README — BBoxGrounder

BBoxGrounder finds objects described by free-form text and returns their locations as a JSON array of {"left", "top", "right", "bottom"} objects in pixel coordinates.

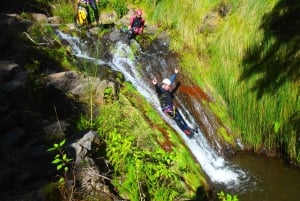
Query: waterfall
[{"left": 57, "top": 30, "right": 248, "bottom": 187}]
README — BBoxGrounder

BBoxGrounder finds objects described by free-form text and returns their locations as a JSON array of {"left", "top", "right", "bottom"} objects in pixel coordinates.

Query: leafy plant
[
  {"left": 103, "top": 86, "right": 115, "bottom": 103},
  {"left": 47, "top": 139, "right": 73, "bottom": 184},
  {"left": 47, "top": 139, "right": 76, "bottom": 201},
  {"left": 217, "top": 191, "right": 239, "bottom": 201}
]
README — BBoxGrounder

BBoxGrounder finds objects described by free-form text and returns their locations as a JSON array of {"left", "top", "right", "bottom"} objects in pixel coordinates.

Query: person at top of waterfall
[
  {"left": 128, "top": 9, "right": 145, "bottom": 37},
  {"left": 152, "top": 68, "right": 194, "bottom": 136},
  {"left": 77, "top": 0, "right": 99, "bottom": 27}
]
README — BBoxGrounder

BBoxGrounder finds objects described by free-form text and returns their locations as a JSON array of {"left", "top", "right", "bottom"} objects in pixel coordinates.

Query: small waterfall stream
[
  {"left": 110, "top": 41, "right": 248, "bottom": 186},
  {"left": 57, "top": 30, "right": 247, "bottom": 188},
  {"left": 56, "top": 30, "right": 300, "bottom": 201}
]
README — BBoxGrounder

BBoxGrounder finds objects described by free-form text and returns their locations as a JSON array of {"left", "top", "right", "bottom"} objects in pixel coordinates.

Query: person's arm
[
  {"left": 152, "top": 78, "right": 162, "bottom": 94},
  {"left": 169, "top": 68, "right": 179, "bottom": 93},
  {"left": 128, "top": 16, "right": 134, "bottom": 29},
  {"left": 171, "top": 81, "right": 180, "bottom": 94},
  {"left": 169, "top": 68, "right": 178, "bottom": 84}
]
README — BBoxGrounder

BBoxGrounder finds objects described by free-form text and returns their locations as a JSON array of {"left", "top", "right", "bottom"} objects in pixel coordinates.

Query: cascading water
[{"left": 56, "top": 30, "right": 248, "bottom": 188}]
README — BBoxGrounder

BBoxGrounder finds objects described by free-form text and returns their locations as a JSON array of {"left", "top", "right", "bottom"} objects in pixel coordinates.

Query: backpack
[
  {"left": 74, "top": 5, "right": 88, "bottom": 28},
  {"left": 78, "top": 6, "right": 88, "bottom": 25}
]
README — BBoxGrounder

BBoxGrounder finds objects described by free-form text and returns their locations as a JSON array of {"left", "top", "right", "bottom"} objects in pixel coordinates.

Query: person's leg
[
  {"left": 89, "top": 0, "right": 99, "bottom": 25},
  {"left": 86, "top": 6, "right": 92, "bottom": 25},
  {"left": 173, "top": 109, "right": 194, "bottom": 136},
  {"left": 165, "top": 108, "right": 193, "bottom": 136},
  {"left": 173, "top": 110, "right": 188, "bottom": 130}
]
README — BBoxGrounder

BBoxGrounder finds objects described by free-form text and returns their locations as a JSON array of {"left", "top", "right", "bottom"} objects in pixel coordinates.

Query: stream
[{"left": 57, "top": 29, "right": 300, "bottom": 200}]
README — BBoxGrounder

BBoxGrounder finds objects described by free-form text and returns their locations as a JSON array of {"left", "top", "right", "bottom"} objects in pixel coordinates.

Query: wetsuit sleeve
[
  {"left": 169, "top": 73, "right": 177, "bottom": 84},
  {"left": 154, "top": 84, "right": 162, "bottom": 95},
  {"left": 171, "top": 82, "right": 180, "bottom": 94},
  {"left": 129, "top": 16, "right": 134, "bottom": 28}
]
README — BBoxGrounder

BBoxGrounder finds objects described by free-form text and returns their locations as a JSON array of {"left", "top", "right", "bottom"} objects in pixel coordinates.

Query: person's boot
[{"left": 184, "top": 129, "right": 191, "bottom": 136}]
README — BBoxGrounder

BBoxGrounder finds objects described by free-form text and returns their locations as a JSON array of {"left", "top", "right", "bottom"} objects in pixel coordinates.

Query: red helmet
[{"left": 136, "top": 9, "right": 142, "bottom": 16}]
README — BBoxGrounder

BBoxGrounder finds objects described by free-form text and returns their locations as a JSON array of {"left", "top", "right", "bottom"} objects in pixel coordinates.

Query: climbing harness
[{"left": 162, "top": 105, "right": 176, "bottom": 118}]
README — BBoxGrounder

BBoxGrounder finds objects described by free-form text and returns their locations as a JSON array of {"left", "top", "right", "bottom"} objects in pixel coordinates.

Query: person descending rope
[{"left": 152, "top": 68, "right": 194, "bottom": 137}]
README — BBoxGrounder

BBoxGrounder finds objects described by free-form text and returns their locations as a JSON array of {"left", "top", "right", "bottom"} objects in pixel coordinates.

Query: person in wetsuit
[
  {"left": 127, "top": 9, "right": 145, "bottom": 39},
  {"left": 152, "top": 68, "right": 194, "bottom": 136},
  {"left": 77, "top": 0, "right": 99, "bottom": 27}
]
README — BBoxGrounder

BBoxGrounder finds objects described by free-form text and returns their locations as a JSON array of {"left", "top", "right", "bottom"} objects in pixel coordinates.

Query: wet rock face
[
  {"left": 0, "top": 59, "right": 57, "bottom": 199},
  {"left": 0, "top": 13, "right": 117, "bottom": 200},
  {"left": 0, "top": 60, "right": 116, "bottom": 201},
  {"left": 0, "top": 62, "right": 53, "bottom": 195},
  {"left": 0, "top": 0, "right": 53, "bottom": 15}
]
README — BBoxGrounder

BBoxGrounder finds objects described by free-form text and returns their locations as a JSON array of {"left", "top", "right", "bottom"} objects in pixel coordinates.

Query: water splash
[
  {"left": 55, "top": 30, "right": 105, "bottom": 64},
  {"left": 56, "top": 30, "right": 248, "bottom": 187}
]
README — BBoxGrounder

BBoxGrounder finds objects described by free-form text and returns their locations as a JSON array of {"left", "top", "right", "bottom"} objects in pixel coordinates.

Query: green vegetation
[
  {"left": 47, "top": 139, "right": 74, "bottom": 200},
  {"left": 52, "top": 2, "right": 74, "bottom": 23},
  {"left": 21, "top": 0, "right": 299, "bottom": 199},
  {"left": 111, "top": 0, "right": 129, "bottom": 18},
  {"left": 77, "top": 82, "right": 209, "bottom": 200},
  {"left": 47, "top": 139, "right": 72, "bottom": 182},
  {"left": 218, "top": 191, "right": 239, "bottom": 201},
  {"left": 143, "top": 0, "right": 300, "bottom": 164}
]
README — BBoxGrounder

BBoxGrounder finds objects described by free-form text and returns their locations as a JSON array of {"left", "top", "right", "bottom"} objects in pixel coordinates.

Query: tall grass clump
[
  {"left": 207, "top": 0, "right": 300, "bottom": 161},
  {"left": 150, "top": 0, "right": 217, "bottom": 52},
  {"left": 51, "top": 1, "right": 75, "bottom": 23}
]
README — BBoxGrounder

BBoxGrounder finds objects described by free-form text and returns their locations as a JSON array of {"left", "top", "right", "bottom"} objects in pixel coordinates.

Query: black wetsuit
[
  {"left": 154, "top": 73, "right": 192, "bottom": 133},
  {"left": 131, "top": 17, "right": 144, "bottom": 29}
]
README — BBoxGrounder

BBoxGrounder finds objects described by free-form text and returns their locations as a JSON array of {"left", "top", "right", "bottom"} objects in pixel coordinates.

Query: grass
[
  {"left": 52, "top": 2, "right": 75, "bottom": 24},
  {"left": 206, "top": 0, "right": 299, "bottom": 157},
  {"left": 40, "top": 1, "right": 300, "bottom": 199},
  {"left": 144, "top": 0, "right": 300, "bottom": 163}
]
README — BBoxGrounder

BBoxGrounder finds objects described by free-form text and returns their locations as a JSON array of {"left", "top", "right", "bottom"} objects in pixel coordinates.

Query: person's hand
[
  {"left": 174, "top": 68, "right": 179, "bottom": 74},
  {"left": 152, "top": 78, "right": 157, "bottom": 85},
  {"left": 138, "top": 28, "right": 143, "bottom": 34}
]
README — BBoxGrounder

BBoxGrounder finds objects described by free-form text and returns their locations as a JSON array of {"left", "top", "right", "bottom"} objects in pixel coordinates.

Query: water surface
[{"left": 219, "top": 152, "right": 300, "bottom": 201}]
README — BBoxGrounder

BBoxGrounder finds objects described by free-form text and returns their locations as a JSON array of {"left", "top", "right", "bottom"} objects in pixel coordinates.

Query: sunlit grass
[
  {"left": 145, "top": 0, "right": 299, "bottom": 163},
  {"left": 52, "top": 3, "right": 75, "bottom": 23}
]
